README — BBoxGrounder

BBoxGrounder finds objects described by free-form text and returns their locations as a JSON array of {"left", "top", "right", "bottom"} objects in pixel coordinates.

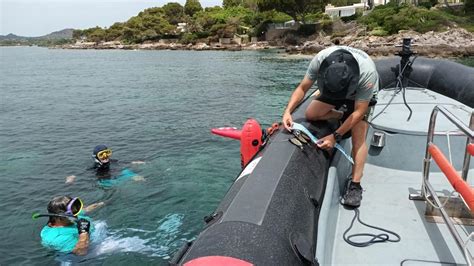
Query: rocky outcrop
[
  {"left": 57, "top": 40, "right": 277, "bottom": 51},
  {"left": 57, "top": 26, "right": 473, "bottom": 58},
  {"left": 287, "top": 27, "right": 474, "bottom": 57}
]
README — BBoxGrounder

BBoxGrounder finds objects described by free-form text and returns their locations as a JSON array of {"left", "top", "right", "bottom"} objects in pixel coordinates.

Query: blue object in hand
[{"left": 291, "top": 122, "right": 354, "bottom": 164}]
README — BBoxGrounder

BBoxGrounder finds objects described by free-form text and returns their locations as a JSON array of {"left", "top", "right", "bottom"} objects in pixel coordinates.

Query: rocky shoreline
[
  {"left": 287, "top": 27, "right": 474, "bottom": 58},
  {"left": 58, "top": 40, "right": 275, "bottom": 52},
  {"left": 57, "top": 28, "right": 474, "bottom": 58}
]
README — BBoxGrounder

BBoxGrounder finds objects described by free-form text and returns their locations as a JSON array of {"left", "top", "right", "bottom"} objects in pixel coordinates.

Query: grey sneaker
[{"left": 343, "top": 183, "right": 363, "bottom": 207}]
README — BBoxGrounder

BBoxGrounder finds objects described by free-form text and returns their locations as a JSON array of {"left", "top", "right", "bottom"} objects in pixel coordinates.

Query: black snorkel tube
[{"left": 32, "top": 212, "right": 78, "bottom": 221}]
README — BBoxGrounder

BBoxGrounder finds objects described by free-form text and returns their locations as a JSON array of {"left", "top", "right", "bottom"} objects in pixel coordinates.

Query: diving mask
[
  {"left": 97, "top": 149, "right": 112, "bottom": 161},
  {"left": 66, "top": 197, "right": 83, "bottom": 216}
]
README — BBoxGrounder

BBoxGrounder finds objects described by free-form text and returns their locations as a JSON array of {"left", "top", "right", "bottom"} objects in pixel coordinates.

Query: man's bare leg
[
  {"left": 350, "top": 120, "right": 369, "bottom": 182},
  {"left": 341, "top": 119, "right": 369, "bottom": 207},
  {"left": 305, "top": 100, "right": 343, "bottom": 121}
]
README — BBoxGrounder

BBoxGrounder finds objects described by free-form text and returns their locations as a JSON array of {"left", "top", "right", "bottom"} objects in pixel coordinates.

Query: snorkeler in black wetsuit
[
  {"left": 92, "top": 144, "right": 115, "bottom": 180},
  {"left": 65, "top": 144, "right": 145, "bottom": 186},
  {"left": 91, "top": 144, "right": 145, "bottom": 187}
]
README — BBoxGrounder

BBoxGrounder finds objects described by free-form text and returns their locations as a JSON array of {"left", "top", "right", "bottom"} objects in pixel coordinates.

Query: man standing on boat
[{"left": 282, "top": 46, "right": 378, "bottom": 207}]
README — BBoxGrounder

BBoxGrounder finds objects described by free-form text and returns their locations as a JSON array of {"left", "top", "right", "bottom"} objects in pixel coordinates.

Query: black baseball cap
[{"left": 317, "top": 49, "right": 360, "bottom": 100}]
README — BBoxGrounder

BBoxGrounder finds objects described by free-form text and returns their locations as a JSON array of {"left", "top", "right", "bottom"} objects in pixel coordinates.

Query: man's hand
[
  {"left": 72, "top": 232, "right": 89, "bottom": 256},
  {"left": 65, "top": 175, "right": 76, "bottom": 184},
  {"left": 83, "top": 202, "right": 105, "bottom": 213},
  {"left": 282, "top": 112, "right": 293, "bottom": 132},
  {"left": 73, "top": 219, "right": 90, "bottom": 256},
  {"left": 77, "top": 218, "right": 90, "bottom": 235},
  {"left": 316, "top": 134, "right": 336, "bottom": 150},
  {"left": 132, "top": 175, "right": 145, "bottom": 181}
]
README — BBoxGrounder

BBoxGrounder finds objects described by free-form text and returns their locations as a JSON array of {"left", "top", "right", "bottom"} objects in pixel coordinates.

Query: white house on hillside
[
  {"left": 325, "top": 0, "right": 463, "bottom": 16},
  {"left": 325, "top": 3, "right": 367, "bottom": 18},
  {"left": 324, "top": 0, "right": 392, "bottom": 18}
]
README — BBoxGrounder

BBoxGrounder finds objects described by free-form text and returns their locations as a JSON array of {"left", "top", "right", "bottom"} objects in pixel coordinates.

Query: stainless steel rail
[
  {"left": 462, "top": 113, "right": 474, "bottom": 180},
  {"left": 410, "top": 105, "right": 474, "bottom": 266}
]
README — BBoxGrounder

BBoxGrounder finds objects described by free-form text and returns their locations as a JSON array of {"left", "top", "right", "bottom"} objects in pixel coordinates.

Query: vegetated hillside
[
  {"left": 3, "top": 0, "right": 472, "bottom": 48},
  {"left": 40, "top": 28, "right": 74, "bottom": 39},
  {"left": 71, "top": 0, "right": 472, "bottom": 46},
  {"left": 0, "top": 29, "right": 74, "bottom": 46},
  {"left": 0, "top": 28, "right": 74, "bottom": 40},
  {"left": 0, "top": 33, "right": 27, "bottom": 41}
]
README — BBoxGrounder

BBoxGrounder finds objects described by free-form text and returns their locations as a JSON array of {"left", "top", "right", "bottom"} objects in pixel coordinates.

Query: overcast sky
[{"left": 1, "top": 0, "right": 222, "bottom": 37}]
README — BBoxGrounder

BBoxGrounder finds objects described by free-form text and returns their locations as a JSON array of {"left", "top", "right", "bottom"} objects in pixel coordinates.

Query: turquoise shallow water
[{"left": 0, "top": 47, "right": 307, "bottom": 265}]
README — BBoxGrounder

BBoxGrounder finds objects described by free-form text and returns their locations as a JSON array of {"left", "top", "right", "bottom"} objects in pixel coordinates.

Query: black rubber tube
[{"left": 375, "top": 57, "right": 474, "bottom": 108}]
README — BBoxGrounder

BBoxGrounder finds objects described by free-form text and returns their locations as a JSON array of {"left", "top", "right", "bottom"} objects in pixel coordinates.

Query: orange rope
[
  {"left": 428, "top": 143, "right": 474, "bottom": 212},
  {"left": 266, "top": 123, "right": 280, "bottom": 136}
]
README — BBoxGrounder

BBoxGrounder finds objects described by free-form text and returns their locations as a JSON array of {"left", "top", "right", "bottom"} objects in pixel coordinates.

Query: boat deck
[
  {"left": 332, "top": 165, "right": 473, "bottom": 265},
  {"left": 319, "top": 89, "right": 474, "bottom": 265}
]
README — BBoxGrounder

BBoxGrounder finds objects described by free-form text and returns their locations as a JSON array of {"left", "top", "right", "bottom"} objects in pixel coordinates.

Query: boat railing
[{"left": 410, "top": 105, "right": 474, "bottom": 266}]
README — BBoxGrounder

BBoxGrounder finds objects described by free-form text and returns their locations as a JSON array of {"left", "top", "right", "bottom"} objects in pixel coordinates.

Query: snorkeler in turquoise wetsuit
[
  {"left": 39, "top": 196, "right": 104, "bottom": 255},
  {"left": 65, "top": 144, "right": 145, "bottom": 186}
]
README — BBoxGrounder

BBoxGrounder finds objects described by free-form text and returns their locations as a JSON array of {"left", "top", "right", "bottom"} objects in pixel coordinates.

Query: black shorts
[{"left": 317, "top": 94, "right": 377, "bottom": 122}]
